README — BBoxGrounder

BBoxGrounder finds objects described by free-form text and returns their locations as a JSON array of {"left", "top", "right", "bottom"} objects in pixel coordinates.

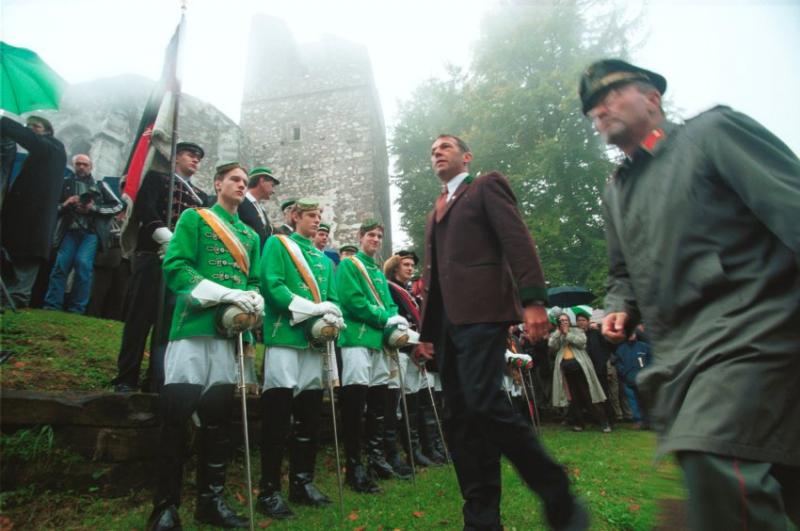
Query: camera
[{"left": 78, "top": 190, "right": 99, "bottom": 205}]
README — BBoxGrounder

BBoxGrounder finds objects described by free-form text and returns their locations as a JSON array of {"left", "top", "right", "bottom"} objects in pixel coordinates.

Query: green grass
[
  {"left": 0, "top": 309, "right": 266, "bottom": 391},
  {"left": 1, "top": 426, "right": 685, "bottom": 530}
]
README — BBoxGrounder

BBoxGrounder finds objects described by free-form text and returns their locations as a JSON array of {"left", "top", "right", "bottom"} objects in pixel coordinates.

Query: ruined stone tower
[{"left": 240, "top": 15, "right": 392, "bottom": 254}]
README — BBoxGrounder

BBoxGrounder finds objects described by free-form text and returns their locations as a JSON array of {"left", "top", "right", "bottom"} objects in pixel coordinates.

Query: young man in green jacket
[
  {"left": 256, "top": 200, "right": 344, "bottom": 518},
  {"left": 147, "top": 162, "right": 263, "bottom": 531},
  {"left": 336, "top": 220, "right": 408, "bottom": 492}
]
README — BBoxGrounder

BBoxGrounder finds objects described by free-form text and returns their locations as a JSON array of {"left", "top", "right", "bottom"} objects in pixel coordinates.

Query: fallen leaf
[
  {"left": 628, "top": 504, "right": 641, "bottom": 512},
  {"left": 354, "top": 527, "right": 366, "bottom": 531},
  {"left": 258, "top": 519, "right": 273, "bottom": 528},
  {"left": 413, "top": 511, "right": 425, "bottom": 518},
  {"left": 234, "top": 491, "right": 245, "bottom": 503},
  {"left": 572, "top": 467, "right": 581, "bottom": 478},
  {"left": 437, "top": 489, "right": 445, "bottom": 497},
  {"left": 13, "top": 362, "right": 25, "bottom": 369},
  {"left": 600, "top": 489, "right": 607, "bottom": 497},
  {"left": 348, "top": 511, "right": 359, "bottom": 521}
]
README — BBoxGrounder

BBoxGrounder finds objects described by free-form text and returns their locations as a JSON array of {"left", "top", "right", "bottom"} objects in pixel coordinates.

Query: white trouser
[
  {"left": 164, "top": 337, "right": 256, "bottom": 391},
  {"left": 262, "top": 346, "right": 324, "bottom": 395},
  {"left": 341, "top": 346, "right": 390, "bottom": 386},
  {"left": 388, "top": 351, "right": 423, "bottom": 394}
]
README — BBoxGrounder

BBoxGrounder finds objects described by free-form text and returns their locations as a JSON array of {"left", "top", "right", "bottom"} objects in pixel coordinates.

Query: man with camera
[{"left": 43, "top": 154, "right": 123, "bottom": 313}]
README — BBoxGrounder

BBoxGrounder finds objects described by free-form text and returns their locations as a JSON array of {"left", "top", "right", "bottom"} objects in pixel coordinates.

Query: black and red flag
[{"left": 120, "top": 15, "right": 186, "bottom": 256}]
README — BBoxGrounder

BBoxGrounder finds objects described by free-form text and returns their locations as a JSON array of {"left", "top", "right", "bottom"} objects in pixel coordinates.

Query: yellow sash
[
  {"left": 196, "top": 208, "right": 249, "bottom": 276},
  {"left": 275, "top": 235, "right": 322, "bottom": 303},
  {"left": 346, "top": 256, "right": 385, "bottom": 309}
]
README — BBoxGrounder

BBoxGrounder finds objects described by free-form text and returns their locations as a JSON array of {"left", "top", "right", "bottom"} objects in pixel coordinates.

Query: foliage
[
  {"left": 391, "top": 0, "right": 636, "bottom": 296},
  {"left": 0, "top": 425, "right": 56, "bottom": 462}
]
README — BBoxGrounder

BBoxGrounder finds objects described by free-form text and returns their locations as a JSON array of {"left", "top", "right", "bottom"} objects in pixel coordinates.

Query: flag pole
[{"left": 152, "top": 6, "right": 187, "bottom": 393}]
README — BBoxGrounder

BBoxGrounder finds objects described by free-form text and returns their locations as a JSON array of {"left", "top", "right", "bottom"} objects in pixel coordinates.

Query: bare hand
[
  {"left": 63, "top": 195, "right": 80, "bottom": 208},
  {"left": 523, "top": 305, "right": 549, "bottom": 342},
  {"left": 602, "top": 312, "right": 629, "bottom": 344},
  {"left": 414, "top": 342, "right": 434, "bottom": 362}
]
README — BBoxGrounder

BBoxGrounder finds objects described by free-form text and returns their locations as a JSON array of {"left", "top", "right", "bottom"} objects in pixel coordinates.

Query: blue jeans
[
  {"left": 44, "top": 230, "right": 99, "bottom": 313},
  {"left": 622, "top": 383, "right": 645, "bottom": 423}
]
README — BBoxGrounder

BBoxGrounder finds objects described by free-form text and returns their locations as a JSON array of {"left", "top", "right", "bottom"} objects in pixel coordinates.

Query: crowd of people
[{"left": 2, "top": 55, "right": 798, "bottom": 530}]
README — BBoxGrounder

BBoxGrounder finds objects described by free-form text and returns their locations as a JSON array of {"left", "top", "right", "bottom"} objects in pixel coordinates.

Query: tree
[{"left": 391, "top": 0, "right": 634, "bottom": 298}]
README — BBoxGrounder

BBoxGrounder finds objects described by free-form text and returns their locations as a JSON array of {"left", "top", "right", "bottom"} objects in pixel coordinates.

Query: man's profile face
[
  {"left": 313, "top": 230, "right": 329, "bottom": 249},
  {"left": 175, "top": 149, "right": 201, "bottom": 176},
  {"left": 431, "top": 136, "right": 472, "bottom": 181},
  {"left": 28, "top": 121, "right": 46, "bottom": 135},
  {"left": 73, "top": 155, "right": 92, "bottom": 178},
  {"left": 576, "top": 315, "right": 590, "bottom": 331},
  {"left": 259, "top": 178, "right": 275, "bottom": 199},
  {"left": 587, "top": 84, "right": 660, "bottom": 148},
  {"left": 294, "top": 209, "right": 321, "bottom": 239}
]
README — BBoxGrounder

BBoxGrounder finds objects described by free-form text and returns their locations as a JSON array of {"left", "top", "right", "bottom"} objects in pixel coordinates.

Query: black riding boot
[
  {"left": 365, "top": 385, "right": 395, "bottom": 480},
  {"left": 289, "top": 390, "right": 331, "bottom": 506},
  {"left": 256, "top": 388, "right": 294, "bottom": 519},
  {"left": 340, "top": 384, "right": 380, "bottom": 493},
  {"left": 384, "top": 388, "right": 412, "bottom": 479},
  {"left": 402, "top": 391, "right": 436, "bottom": 467},
  {"left": 147, "top": 384, "right": 203, "bottom": 531},
  {"left": 194, "top": 385, "right": 248, "bottom": 529},
  {"left": 419, "top": 390, "right": 446, "bottom": 465}
]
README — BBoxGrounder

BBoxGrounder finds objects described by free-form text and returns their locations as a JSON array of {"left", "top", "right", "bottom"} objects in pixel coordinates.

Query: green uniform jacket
[
  {"left": 603, "top": 106, "right": 800, "bottom": 466},
  {"left": 336, "top": 251, "right": 398, "bottom": 350},
  {"left": 162, "top": 203, "right": 261, "bottom": 342},
  {"left": 260, "top": 232, "right": 338, "bottom": 348}
]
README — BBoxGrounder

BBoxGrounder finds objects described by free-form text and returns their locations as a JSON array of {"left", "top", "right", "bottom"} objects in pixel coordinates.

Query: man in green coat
[
  {"left": 256, "top": 199, "right": 343, "bottom": 518},
  {"left": 580, "top": 59, "right": 800, "bottom": 529},
  {"left": 147, "top": 162, "right": 263, "bottom": 531},
  {"left": 336, "top": 219, "right": 407, "bottom": 493}
]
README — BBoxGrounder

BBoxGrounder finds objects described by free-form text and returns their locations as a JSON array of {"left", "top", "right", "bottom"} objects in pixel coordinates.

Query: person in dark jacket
[
  {"left": 1, "top": 115, "right": 66, "bottom": 308},
  {"left": 582, "top": 59, "right": 800, "bottom": 528},
  {"left": 43, "top": 154, "right": 124, "bottom": 313},
  {"left": 238, "top": 166, "right": 278, "bottom": 249},
  {"left": 612, "top": 332, "right": 651, "bottom": 428},
  {"left": 111, "top": 142, "right": 209, "bottom": 393},
  {"left": 575, "top": 309, "right": 616, "bottom": 422}
]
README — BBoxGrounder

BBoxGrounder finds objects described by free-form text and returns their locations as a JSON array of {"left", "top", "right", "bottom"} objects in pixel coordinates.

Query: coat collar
[{"left": 438, "top": 173, "right": 473, "bottom": 222}]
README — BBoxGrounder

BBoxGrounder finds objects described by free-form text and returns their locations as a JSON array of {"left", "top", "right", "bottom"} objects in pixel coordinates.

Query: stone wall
[
  {"left": 240, "top": 15, "right": 392, "bottom": 254},
  {"left": 35, "top": 75, "right": 247, "bottom": 195}
]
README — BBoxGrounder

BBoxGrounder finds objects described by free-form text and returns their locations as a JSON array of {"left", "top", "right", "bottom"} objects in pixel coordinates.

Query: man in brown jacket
[{"left": 419, "top": 135, "right": 587, "bottom": 530}]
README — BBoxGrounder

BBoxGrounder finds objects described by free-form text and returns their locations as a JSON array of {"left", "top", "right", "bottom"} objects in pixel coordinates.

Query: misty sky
[{"left": 3, "top": 0, "right": 798, "bottom": 244}]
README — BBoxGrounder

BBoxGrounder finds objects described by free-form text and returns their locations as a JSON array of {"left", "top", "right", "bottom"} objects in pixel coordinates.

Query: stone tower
[{"left": 240, "top": 15, "right": 392, "bottom": 254}]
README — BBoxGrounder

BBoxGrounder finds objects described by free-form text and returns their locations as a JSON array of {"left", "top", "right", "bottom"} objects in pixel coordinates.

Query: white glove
[
  {"left": 152, "top": 227, "right": 172, "bottom": 259},
  {"left": 191, "top": 279, "right": 255, "bottom": 313},
  {"left": 245, "top": 291, "right": 265, "bottom": 315},
  {"left": 385, "top": 314, "right": 409, "bottom": 329},
  {"left": 405, "top": 329, "right": 420, "bottom": 345},
  {"left": 321, "top": 312, "right": 346, "bottom": 330},
  {"left": 288, "top": 296, "right": 342, "bottom": 325}
]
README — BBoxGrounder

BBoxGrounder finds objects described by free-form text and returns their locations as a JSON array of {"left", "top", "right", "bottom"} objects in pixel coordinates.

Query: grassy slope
[{"left": 0, "top": 309, "right": 686, "bottom": 529}]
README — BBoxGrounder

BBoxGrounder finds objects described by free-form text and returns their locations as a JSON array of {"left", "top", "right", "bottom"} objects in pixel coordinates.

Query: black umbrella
[{"left": 547, "top": 286, "right": 595, "bottom": 307}]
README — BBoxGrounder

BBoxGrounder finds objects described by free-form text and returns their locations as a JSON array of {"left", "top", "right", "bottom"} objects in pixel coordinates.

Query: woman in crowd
[{"left": 549, "top": 313, "right": 611, "bottom": 433}]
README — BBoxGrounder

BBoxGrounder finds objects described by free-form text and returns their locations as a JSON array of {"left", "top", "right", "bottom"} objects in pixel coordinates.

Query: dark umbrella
[
  {"left": 1, "top": 41, "right": 66, "bottom": 115},
  {"left": 547, "top": 285, "right": 595, "bottom": 307}
]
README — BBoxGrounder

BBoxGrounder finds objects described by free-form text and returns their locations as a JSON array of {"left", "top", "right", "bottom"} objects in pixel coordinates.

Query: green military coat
[
  {"left": 603, "top": 106, "right": 800, "bottom": 466},
  {"left": 162, "top": 203, "right": 261, "bottom": 342},
  {"left": 336, "top": 251, "right": 398, "bottom": 350},
  {"left": 260, "top": 232, "right": 338, "bottom": 349}
]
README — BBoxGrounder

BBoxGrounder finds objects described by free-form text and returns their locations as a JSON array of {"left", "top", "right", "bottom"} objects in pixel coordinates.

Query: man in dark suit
[
  {"left": 1, "top": 115, "right": 67, "bottom": 309},
  {"left": 238, "top": 166, "right": 279, "bottom": 249},
  {"left": 275, "top": 199, "right": 296, "bottom": 236},
  {"left": 419, "top": 135, "right": 587, "bottom": 530}
]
